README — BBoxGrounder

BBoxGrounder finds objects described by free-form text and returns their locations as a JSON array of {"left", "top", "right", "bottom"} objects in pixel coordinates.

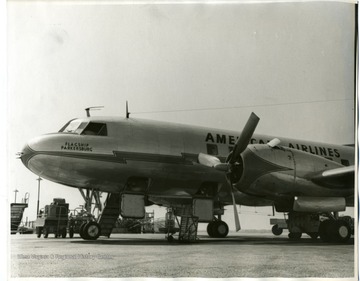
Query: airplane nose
[
  {"left": 18, "top": 133, "right": 69, "bottom": 177},
  {"left": 19, "top": 143, "right": 36, "bottom": 168},
  {"left": 18, "top": 135, "right": 46, "bottom": 169}
]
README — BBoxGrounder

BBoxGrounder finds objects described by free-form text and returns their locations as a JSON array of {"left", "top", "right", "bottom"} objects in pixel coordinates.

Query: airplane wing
[{"left": 311, "top": 165, "right": 354, "bottom": 189}]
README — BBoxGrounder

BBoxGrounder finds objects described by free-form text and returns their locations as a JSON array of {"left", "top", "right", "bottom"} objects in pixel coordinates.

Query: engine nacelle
[
  {"left": 233, "top": 144, "right": 347, "bottom": 199},
  {"left": 293, "top": 196, "right": 346, "bottom": 212}
]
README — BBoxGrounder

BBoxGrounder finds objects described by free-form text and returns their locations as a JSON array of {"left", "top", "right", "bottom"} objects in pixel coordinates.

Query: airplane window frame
[
  {"left": 81, "top": 122, "right": 108, "bottom": 136},
  {"left": 59, "top": 119, "right": 82, "bottom": 133},
  {"left": 75, "top": 122, "right": 89, "bottom": 134},
  {"left": 59, "top": 119, "right": 76, "bottom": 132}
]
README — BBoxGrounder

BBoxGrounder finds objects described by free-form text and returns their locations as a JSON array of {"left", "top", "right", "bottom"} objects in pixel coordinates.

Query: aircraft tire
[
  {"left": 83, "top": 222, "right": 101, "bottom": 240},
  {"left": 288, "top": 232, "right": 302, "bottom": 240},
  {"left": 330, "top": 220, "right": 351, "bottom": 243},
  {"left": 272, "top": 224, "right": 283, "bottom": 236},
  {"left": 319, "top": 220, "right": 332, "bottom": 242},
  {"left": 79, "top": 222, "right": 89, "bottom": 240},
  {"left": 207, "top": 222, "right": 215, "bottom": 237},
  {"left": 211, "top": 221, "right": 229, "bottom": 238}
]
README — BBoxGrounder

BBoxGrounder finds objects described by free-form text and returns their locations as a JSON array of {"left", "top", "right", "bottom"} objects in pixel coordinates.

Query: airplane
[{"left": 19, "top": 112, "right": 355, "bottom": 243}]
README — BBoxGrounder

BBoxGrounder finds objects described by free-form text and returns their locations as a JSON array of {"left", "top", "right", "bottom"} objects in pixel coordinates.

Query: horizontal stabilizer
[{"left": 311, "top": 165, "right": 354, "bottom": 189}]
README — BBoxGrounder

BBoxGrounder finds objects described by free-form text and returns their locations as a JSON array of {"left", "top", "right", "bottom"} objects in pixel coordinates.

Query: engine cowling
[
  {"left": 293, "top": 196, "right": 346, "bottom": 212},
  {"left": 232, "top": 144, "right": 344, "bottom": 199}
]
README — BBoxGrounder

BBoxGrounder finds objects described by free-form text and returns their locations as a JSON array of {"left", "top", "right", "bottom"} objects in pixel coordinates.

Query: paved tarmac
[{"left": 10, "top": 231, "right": 356, "bottom": 279}]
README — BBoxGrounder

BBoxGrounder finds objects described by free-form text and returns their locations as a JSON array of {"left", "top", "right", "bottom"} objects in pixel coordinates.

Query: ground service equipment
[{"left": 35, "top": 198, "right": 69, "bottom": 238}]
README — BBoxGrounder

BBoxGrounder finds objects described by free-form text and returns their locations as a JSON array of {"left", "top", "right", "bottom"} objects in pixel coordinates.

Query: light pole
[
  {"left": 13, "top": 189, "right": 19, "bottom": 203},
  {"left": 36, "top": 177, "right": 42, "bottom": 217}
]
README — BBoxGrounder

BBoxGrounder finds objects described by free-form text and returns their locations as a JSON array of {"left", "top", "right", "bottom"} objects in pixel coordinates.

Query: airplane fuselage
[{"left": 21, "top": 117, "right": 354, "bottom": 207}]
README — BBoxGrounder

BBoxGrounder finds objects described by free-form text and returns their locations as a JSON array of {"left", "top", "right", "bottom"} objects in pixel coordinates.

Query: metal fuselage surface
[{"left": 21, "top": 117, "right": 354, "bottom": 207}]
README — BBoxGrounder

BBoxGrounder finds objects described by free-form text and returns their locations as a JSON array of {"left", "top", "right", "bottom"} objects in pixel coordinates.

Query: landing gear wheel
[
  {"left": 83, "top": 222, "right": 101, "bottom": 240},
  {"left": 329, "top": 220, "right": 351, "bottom": 243},
  {"left": 167, "top": 235, "right": 174, "bottom": 242},
  {"left": 79, "top": 222, "right": 89, "bottom": 240},
  {"left": 319, "top": 220, "right": 331, "bottom": 242},
  {"left": 43, "top": 228, "right": 49, "bottom": 238},
  {"left": 61, "top": 228, "right": 67, "bottom": 238},
  {"left": 288, "top": 232, "right": 302, "bottom": 240},
  {"left": 272, "top": 224, "right": 283, "bottom": 236},
  {"left": 207, "top": 222, "right": 215, "bottom": 238},
  {"left": 212, "top": 221, "right": 229, "bottom": 238}
]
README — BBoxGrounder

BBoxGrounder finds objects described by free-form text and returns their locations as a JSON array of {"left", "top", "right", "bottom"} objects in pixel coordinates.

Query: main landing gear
[
  {"left": 207, "top": 220, "right": 229, "bottom": 238},
  {"left": 318, "top": 219, "right": 351, "bottom": 243},
  {"left": 79, "top": 221, "right": 102, "bottom": 240},
  {"left": 271, "top": 212, "right": 353, "bottom": 243}
]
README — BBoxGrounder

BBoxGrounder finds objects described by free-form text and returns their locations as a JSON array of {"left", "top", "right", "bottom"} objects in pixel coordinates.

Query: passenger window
[
  {"left": 207, "top": 144, "right": 218, "bottom": 156},
  {"left": 341, "top": 159, "right": 350, "bottom": 166},
  {"left": 81, "top": 122, "right": 107, "bottom": 136}
]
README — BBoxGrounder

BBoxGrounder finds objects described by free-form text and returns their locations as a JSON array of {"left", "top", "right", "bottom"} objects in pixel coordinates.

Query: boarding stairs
[
  {"left": 178, "top": 205, "right": 199, "bottom": 242},
  {"left": 97, "top": 193, "right": 120, "bottom": 238},
  {"left": 11, "top": 203, "right": 28, "bottom": 234}
]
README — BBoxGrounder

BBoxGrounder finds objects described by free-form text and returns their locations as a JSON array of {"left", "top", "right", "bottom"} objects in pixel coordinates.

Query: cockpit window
[
  {"left": 81, "top": 122, "right": 107, "bottom": 136},
  {"left": 59, "top": 120, "right": 83, "bottom": 133},
  {"left": 59, "top": 120, "right": 107, "bottom": 136},
  {"left": 59, "top": 119, "right": 75, "bottom": 132},
  {"left": 75, "top": 122, "right": 89, "bottom": 134}
]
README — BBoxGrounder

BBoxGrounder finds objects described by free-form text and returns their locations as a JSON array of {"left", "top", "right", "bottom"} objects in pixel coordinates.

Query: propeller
[
  {"left": 229, "top": 112, "right": 260, "bottom": 164},
  {"left": 198, "top": 112, "right": 260, "bottom": 231},
  {"left": 230, "top": 186, "right": 241, "bottom": 231}
]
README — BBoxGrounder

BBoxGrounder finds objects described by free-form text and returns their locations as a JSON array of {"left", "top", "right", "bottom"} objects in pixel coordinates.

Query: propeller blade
[
  {"left": 230, "top": 112, "right": 260, "bottom": 164},
  {"left": 230, "top": 186, "right": 241, "bottom": 231}
]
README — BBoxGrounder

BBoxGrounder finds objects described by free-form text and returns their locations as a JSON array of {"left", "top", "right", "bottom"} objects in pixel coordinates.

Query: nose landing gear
[{"left": 79, "top": 221, "right": 102, "bottom": 240}]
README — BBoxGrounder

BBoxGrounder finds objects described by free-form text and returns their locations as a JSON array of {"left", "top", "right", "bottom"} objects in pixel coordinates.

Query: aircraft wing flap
[{"left": 311, "top": 165, "right": 354, "bottom": 189}]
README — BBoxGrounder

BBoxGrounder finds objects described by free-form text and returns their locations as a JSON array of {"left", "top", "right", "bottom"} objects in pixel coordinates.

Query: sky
[{"left": 5, "top": 0, "right": 356, "bottom": 230}]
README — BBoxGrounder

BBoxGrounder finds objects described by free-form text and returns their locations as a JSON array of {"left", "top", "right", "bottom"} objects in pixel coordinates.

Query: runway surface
[{"left": 10, "top": 231, "right": 355, "bottom": 279}]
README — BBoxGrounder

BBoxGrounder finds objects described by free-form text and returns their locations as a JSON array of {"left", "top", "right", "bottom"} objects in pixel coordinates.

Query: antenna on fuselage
[
  {"left": 126, "top": 101, "right": 130, "bottom": 119},
  {"left": 85, "top": 106, "right": 104, "bottom": 117}
]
